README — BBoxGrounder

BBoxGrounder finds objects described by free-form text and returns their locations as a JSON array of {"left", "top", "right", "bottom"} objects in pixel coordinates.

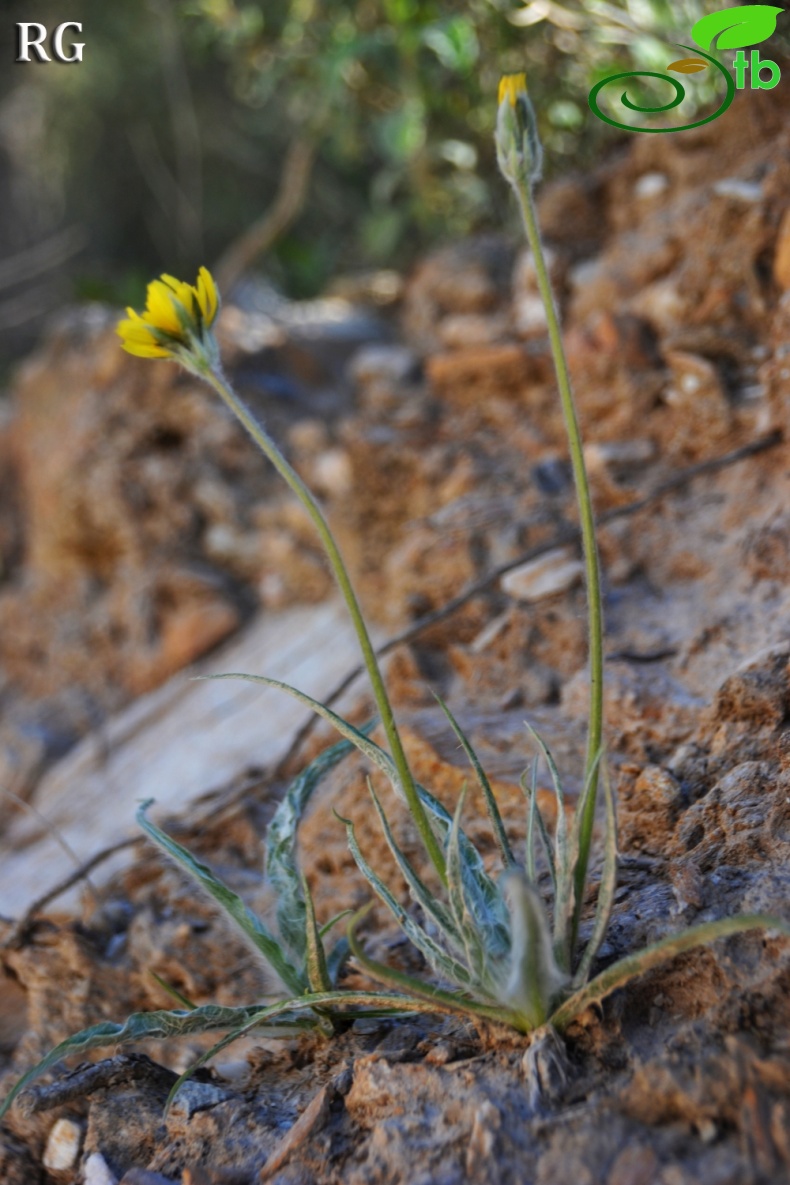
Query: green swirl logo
[
  {"left": 589, "top": 45, "right": 734, "bottom": 133},
  {"left": 588, "top": 4, "right": 783, "bottom": 134}
]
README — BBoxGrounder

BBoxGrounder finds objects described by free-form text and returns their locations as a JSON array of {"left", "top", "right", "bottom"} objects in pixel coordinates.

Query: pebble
[
  {"left": 166, "top": 1079, "right": 235, "bottom": 1123},
  {"left": 500, "top": 549, "right": 583, "bottom": 603},
  {"left": 347, "top": 344, "right": 416, "bottom": 389},
  {"left": 712, "top": 177, "right": 763, "bottom": 203},
  {"left": 584, "top": 439, "right": 656, "bottom": 471},
  {"left": 634, "top": 172, "right": 669, "bottom": 200},
  {"left": 311, "top": 448, "right": 353, "bottom": 497},
  {"left": 42, "top": 1117, "right": 83, "bottom": 1171},
  {"left": 84, "top": 1152, "right": 120, "bottom": 1185},
  {"left": 438, "top": 312, "right": 510, "bottom": 349}
]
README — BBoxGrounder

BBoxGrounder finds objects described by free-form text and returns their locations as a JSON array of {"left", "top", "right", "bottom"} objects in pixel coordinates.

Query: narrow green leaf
[
  {"left": 521, "top": 759, "right": 555, "bottom": 891},
  {"left": 202, "top": 672, "right": 406, "bottom": 793},
  {"left": 446, "top": 786, "right": 488, "bottom": 981},
  {"left": 346, "top": 910, "right": 527, "bottom": 1030},
  {"left": 207, "top": 672, "right": 509, "bottom": 955},
  {"left": 326, "top": 935, "right": 350, "bottom": 986},
  {"left": 335, "top": 810, "right": 476, "bottom": 989},
  {"left": 524, "top": 727, "right": 576, "bottom": 972},
  {"left": 572, "top": 761, "right": 618, "bottom": 989},
  {"left": 550, "top": 914, "right": 790, "bottom": 1032},
  {"left": 149, "top": 971, "right": 197, "bottom": 1011},
  {"left": 265, "top": 731, "right": 370, "bottom": 966},
  {"left": 367, "top": 778, "right": 464, "bottom": 953},
  {"left": 524, "top": 725, "right": 567, "bottom": 827},
  {"left": 137, "top": 802, "right": 305, "bottom": 997},
  {"left": 301, "top": 874, "right": 332, "bottom": 993},
  {"left": 568, "top": 747, "right": 604, "bottom": 951},
  {"left": 0, "top": 1004, "right": 262, "bottom": 1121},
  {"left": 434, "top": 693, "right": 515, "bottom": 868},
  {"left": 319, "top": 909, "right": 354, "bottom": 939}
]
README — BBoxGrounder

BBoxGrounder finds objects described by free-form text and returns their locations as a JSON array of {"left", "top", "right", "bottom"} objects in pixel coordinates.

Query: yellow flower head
[
  {"left": 498, "top": 73, "right": 528, "bottom": 108},
  {"left": 117, "top": 267, "right": 220, "bottom": 365}
]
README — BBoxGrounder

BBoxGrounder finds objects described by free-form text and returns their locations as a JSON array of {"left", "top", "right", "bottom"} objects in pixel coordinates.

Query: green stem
[
  {"left": 202, "top": 364, "right": 447, "bottom": 884},
  {"left": 512, "top": 174, "right": 604, "bottom": 943}
]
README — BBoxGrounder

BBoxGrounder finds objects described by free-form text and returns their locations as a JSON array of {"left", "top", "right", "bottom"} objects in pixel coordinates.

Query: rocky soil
[{"left": 3, "top": 88, "right": 790, "bottom": 1183}]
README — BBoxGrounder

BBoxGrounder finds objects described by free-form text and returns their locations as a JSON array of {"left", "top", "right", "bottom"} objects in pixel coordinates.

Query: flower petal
[
  {"left": 145, "top": 280, "right": 184, "bottom": 336},
  {"left": 196, "top": 267, "right": 219, "bottom": 325},
  {"left": 119, "top": 338, "right": 172, "bottom": 358}
]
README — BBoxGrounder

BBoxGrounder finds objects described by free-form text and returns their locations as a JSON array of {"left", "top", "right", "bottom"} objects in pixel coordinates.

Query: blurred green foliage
[{"left": 0, "top": 0, "right": 778, "bottom": 328}]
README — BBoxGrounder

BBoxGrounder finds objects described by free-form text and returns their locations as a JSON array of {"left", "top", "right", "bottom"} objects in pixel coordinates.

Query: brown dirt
[{"left": 3, "top": 88, "right": 790, "bottom": 1184}]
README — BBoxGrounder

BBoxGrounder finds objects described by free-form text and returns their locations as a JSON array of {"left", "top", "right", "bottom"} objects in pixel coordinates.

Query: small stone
[
  {"left": 42, "top": 1117, "right": 83, "bottom": 1171},
  {"left": 260, "top": 1085, "right": 331, "bottom": 1181},
  {"left": 500, "top": 549, "right": 583, "bottom": 603},
  {"left": 712, "top": 177, "right": 763, "bottom": 203},
  {"left": 695, "top": 1117, "right": 718, "bottom": 1144},
  {"left": 311, "top": 448, "right": 353, "bottom": 497},
  {"left": 84, "top": 1152, "right": 120, "bottom": 1185},
  {"left": 347, "top": 344, "right": 416, "bottom": 389},
  {"left": 167, "top": 1080, "right": 235, "bottom": 1124},
  {"left": 438, "top": 312, "right": 510, "bottom": 349},
  {"left": 629, "top": 278, "right": 684, "bottom": 332},
  {"left": 465, "top": 1100, "right": 501, "bottom": 1176},
  {"left": 634, "top": 172, "right": 668, "bottom": 200},
  {"left": 584, "top": 439, "right": 656, "bottom": 472},
  {"left": 287, "top": 418, "right": 329, "bottom": 454}
]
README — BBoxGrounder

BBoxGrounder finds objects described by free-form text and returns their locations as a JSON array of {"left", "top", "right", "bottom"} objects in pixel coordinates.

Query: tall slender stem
[
  {"left": 202, "top": 365, "right": 447, "bottom": 884},
  {"left": 512, "top": 178, "right": 604, "bottom": 939}
]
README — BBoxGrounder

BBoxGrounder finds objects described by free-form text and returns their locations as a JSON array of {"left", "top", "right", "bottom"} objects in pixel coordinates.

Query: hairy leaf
[
  {"left": 347, "top": 910, "right": 526, "bottom": 1029},
  {"left": 207, "top": 673, "right": 509, "bottom": 954},
  {"left": 0, "top": 1004, "right": 263, "bottom": 1120},
  {"left": 573, "top": 761, "right": 618, "bottom": 988},
  {"left": 149, "top": 971, "right": 197, "bottom": 1011},
  {"left": 367, "top": 779, "right": 464, "bottom": 953},
  {"left": 265, "top": 732, "right": 367, "bottom": 966},
  {"left": 446, "top": 787, "right": 489, "bottom": 981},
  {"left": 302, "top": 874, "right": 332, "bottom": 994},
  {"left": 434, "top": 693, "right": 515, "bottom": 868},
  {"left": 522, "top": 759, "right": 555, "bottom": 891},
  {"left": 137, "top": 802, "right": 305, "bottom": 996},
  {"left": 525, "top": 726, "right": 576, "bottom": 971},
  {"left": 336, "top": 811, "right": 476, "bottom": 989},
  {"left": 501, "top": 873, "right": 567, "bottom": 1030}
]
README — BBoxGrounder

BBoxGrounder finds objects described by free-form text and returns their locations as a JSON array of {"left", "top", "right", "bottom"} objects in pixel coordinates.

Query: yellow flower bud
[
  {"left": 495, "top": 72, "right": 542, "bottom": 189},
  {"left": 498, "top": 72, "right": 528, "bottom": 108}
]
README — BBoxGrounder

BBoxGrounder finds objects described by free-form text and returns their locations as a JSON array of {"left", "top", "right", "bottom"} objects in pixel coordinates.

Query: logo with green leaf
[{"left": 589, "top": 3, "right": 783, "bottom": 132}]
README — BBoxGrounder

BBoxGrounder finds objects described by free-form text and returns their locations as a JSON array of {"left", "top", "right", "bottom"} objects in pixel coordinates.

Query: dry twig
[{"left": 214, "top": 138, "right": 316, "bottom": 294}]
